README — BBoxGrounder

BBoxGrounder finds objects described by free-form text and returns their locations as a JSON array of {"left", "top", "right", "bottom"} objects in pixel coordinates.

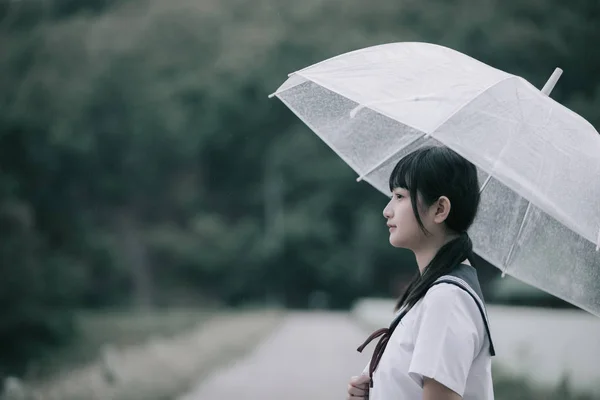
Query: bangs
[{"left": 388, "top": 150, "right": 422, "bottom": 194}]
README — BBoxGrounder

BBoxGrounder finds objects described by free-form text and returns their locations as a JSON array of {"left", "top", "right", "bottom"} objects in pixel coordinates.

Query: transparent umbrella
[{"left": 269, "top": 42, "right": 600, "bottom": 317}]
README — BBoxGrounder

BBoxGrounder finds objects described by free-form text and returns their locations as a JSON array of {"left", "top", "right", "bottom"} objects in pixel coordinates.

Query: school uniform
[{"left": 359, "top": 264, "right": 495, "bottom": 400}]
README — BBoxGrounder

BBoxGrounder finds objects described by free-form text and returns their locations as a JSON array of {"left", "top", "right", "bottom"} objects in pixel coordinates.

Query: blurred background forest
[{"left": 0, "top": 0, "right": 598, "bottom": 384}]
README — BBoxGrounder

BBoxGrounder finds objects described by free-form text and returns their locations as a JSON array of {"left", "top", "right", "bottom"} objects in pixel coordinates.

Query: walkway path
[{"left": 180, "top": 311, "right": 372, "bottom": 400}]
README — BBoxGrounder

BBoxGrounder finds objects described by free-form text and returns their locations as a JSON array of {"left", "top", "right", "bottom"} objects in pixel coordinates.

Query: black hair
[{"left": 390, "top": 145, "right": 481, "bottom": 312}]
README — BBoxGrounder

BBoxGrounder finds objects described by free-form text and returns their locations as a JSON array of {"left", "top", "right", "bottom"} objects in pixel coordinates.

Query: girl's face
[{"left": 383, "top": 187, "right": 430, "bottom": 250}]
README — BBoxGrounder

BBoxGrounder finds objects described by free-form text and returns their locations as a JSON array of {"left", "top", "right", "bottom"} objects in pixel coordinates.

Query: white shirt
[{"left": 365, "top": 283, "right": 494, "bottom": 400}]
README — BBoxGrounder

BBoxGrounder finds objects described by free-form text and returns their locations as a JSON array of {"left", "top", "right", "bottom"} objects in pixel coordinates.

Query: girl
[{"left": 347, "top": 146, "right": 495, "bottom": 400}]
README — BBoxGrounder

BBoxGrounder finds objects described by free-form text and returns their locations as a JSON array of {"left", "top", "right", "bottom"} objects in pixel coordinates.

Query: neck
[{"left": 413, "top": 232, "right": 461, "bottom": 274}]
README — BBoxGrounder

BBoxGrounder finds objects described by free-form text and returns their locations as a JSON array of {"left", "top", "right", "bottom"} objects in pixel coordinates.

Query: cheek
[
  {"left": 390, "top": 203, "right": 427, "bottom": 243},
  {"left": 395, "top": 201, "right": 418, "bottom": 226}
]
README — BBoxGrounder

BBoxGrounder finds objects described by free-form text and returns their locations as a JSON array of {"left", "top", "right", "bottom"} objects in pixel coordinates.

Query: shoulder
[
  {"left": 422, "top": 282, "right": 476, "bottom": 308},
  {"left": 418, "top": 283, "right": 485, "bottom": 336}
]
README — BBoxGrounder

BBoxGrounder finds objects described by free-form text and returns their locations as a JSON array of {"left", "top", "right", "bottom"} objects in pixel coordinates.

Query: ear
[{"left": 432, "top": 196, "right": 451, "bottom": 224}]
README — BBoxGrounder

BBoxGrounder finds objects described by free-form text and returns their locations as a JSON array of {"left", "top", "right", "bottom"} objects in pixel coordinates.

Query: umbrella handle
[{"left": 541, "top": 68, "right": 563, "bottom": 96}]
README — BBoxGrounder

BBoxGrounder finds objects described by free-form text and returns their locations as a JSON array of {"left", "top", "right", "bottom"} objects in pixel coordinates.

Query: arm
[{"left": 423, "top": 377, "right": 462, "bottom": 400}]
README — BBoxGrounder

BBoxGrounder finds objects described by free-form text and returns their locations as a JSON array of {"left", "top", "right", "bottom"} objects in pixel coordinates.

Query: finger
[
  {"left": 347, "top": 384, "right": 368, "bottom": 396},
  {"left": 349, "top": 382, "right": 369, "bottom": 391},
  {"left": 350, "top": 374, "right": 371, "bottom": 387},
  {"left": 347, "top": 392, "right": 369, "bottom": 400}
]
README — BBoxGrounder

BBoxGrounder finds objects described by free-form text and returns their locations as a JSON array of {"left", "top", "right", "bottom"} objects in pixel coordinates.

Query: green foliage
[{"left": 0, "top": 0, "right": 598, "bottom": 378}]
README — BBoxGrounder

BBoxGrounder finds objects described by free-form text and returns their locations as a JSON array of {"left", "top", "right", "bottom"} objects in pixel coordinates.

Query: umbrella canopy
[{"left": 269, "top": 42, "right": 600, "bottom": 317}]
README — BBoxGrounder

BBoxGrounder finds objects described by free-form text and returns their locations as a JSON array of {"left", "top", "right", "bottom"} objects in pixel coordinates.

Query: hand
[{"left": 347, "top": 374, "right": 370, "bottom": 399}]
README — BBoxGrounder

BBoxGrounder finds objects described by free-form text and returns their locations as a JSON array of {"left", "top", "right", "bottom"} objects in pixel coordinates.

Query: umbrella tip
[
  {"left": 541, "top": 67, "right": 563, "bottom": 96},
  {"left": 500, "top": 263, "right": 509, "bottom": 278},
  {"left": 268, "top": 93, "right": 276, "bottom": 99},
  {"left": 356, "top": 176, "right": 364, "bottom": 182}
]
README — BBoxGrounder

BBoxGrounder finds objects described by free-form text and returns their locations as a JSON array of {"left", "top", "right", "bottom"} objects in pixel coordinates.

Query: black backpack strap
[{"left": 431, "top": 277, "right": 496, "bottom": 356}]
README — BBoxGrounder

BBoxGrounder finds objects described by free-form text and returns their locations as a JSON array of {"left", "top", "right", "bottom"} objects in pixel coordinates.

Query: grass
[{"left": 26, "top": 308, "right": 214, "bottom": 382}]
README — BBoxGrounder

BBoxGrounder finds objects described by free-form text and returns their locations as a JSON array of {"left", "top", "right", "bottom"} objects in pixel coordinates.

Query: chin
[
  {"left": 389, "top": 236, "right": 407, "bottom": 248},
  {"left": 389, "top": 233, "right": 416, "bottom": 250}
]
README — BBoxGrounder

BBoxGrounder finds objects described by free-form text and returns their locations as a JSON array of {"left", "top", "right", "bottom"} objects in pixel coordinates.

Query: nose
[{"left": 383, "top": 199, "right": 393, "bottom": 219}]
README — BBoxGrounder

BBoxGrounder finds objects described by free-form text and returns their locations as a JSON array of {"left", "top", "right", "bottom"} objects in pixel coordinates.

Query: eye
[{"left": 395, "top": 193, "right": 404, "bottom": 200}]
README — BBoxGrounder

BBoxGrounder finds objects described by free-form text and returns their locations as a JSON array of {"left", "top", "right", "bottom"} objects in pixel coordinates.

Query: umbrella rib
[
  {"left": 500, "top": 201, "right": 533, "bottom": 277},
  {"left": 479, "top": 174, "right": 493, "bottom": 193},
  {"left": 428, "top": 76, "right": 516, "bottom": 135},
  {"left": 355, "top": 133, "right": 426, "bottom": 182}
]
